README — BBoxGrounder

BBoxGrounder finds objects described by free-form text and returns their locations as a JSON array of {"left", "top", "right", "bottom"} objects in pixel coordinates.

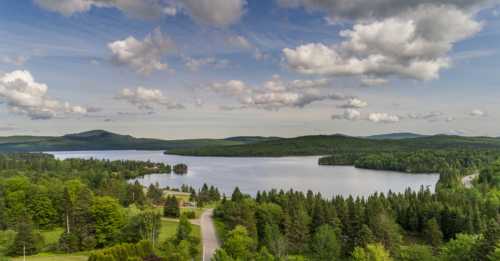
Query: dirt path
[
  {"left": 462, "top": 173, "right": 479, "bottom": 188},
  {"left": 200, "top": 209, "right": 220, "bottom": 261}
]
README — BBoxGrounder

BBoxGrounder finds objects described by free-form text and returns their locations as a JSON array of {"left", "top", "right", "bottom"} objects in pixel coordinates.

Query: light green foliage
[
  {"left": 90, "top": 196, "right": 125, "bottom": 247},
  {"left": 222, "top": 225, "right": 256, "bottom": 260},
  {"left": 311, "top": 225, "right": 341, "bottom": 261},
  {"left": 488, "top": 242, "right": 500, "bottom": 261},
  {"left": 439, "top": 233, "right": 479, "bottom": 261},
  {"left": 396, "top": 244, "right": 436, "bottom": 261},
  {"left": 0, "top": 230, "right": 15, "bottom": 256},
  {"left": 352, "top": 243, "right": 393, "bottom": 261}
]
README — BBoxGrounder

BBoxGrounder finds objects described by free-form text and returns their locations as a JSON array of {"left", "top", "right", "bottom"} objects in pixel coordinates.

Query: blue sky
[{"left": 0, "top": 0, "right": 499, "bottom": 139}]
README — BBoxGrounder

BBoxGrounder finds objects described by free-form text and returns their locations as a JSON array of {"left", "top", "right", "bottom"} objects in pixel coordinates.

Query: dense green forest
[
  {"left": 319, "top": 150, "right": 500, "bottom": 174},
  {"left": 0, "top": 130, "right": 273, "bottom": 152},
  {"left": 0, "top": 153, "right": 212, "bottom": 261},
  {"left": 212, "top": 161, "right": 500, "bottom": 261},
  {"left": 1, "top": 152, "right": 499, "bottom": 260},
  {"left": 168, "top": 134, "right": 500, "bottom": 157}
]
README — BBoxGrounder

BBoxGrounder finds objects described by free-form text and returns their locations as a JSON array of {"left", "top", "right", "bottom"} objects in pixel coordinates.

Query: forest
[
  {"left": 0, "top": 152, "right": 499, "bottom": 260},
  {"left": 212, "top": 161, "right": 500, "bottom": 260},
  {"left": 167, "top": 134, "right": 500, "bottom": 157},
  {"left": 319, "top": 150, "right": 500, "bottom": 174},
  {"left": 0, "top": 153, "right": 205, "bottom": 261}
]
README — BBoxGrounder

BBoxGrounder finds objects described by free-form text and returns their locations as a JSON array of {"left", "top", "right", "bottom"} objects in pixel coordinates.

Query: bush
[{"left": 184, "top": 211, "right": 196, "bottom": 219}]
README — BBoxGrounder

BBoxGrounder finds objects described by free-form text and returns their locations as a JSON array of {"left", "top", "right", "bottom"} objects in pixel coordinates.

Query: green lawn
[
  {"left": 11, "top": 253, "right": 88, "bottom": 261},
  {"left": 39, "top": 228, "right": 63, "bottom": 246},
  {"left": 158, "top": 220, "right": 179, "bottom": 243}
]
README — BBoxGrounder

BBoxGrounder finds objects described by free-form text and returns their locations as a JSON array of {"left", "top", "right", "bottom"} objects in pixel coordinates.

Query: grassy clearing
[
  {"left": 11, "top": 253, "right": 88, "bottom": 261},
  {"left": 39, "top": 228, "right": 63, "bottom": 246}
]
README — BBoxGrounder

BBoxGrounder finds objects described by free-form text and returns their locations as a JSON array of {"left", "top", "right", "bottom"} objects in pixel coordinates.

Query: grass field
[
  {"left": 39, "top": 228, "right": 64, "bottom": 246},
  {"left": 11, "top": 253, "right": 88, "bottom": 261}
]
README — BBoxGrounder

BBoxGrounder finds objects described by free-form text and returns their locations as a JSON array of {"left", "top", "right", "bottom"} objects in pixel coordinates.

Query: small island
[{"left": 173, "top": 163, "right": 188, "bottom": 175}]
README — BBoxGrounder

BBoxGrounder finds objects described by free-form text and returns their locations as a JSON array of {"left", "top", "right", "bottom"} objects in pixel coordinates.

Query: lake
[{"left": 49, "top": 150, "right": 440, "bottom": 198}]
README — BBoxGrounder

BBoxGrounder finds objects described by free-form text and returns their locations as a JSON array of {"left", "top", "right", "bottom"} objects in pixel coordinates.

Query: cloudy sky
[{"left": 0, "top": 0, "right": 500, "bottom": 139}]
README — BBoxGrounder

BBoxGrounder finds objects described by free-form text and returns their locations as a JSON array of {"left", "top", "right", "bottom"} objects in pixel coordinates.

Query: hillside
[
  {"left": 167, "top": 134, "right": 500, "bottom": 157},
  {"left": 0, "top": 130, "right": 245, "bottom": 152},
  {"left": 366, "top": 132, "right": 427, "bottom": 140}
]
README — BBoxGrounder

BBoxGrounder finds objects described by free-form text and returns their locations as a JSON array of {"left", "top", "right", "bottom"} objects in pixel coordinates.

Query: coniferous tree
[
  {"left": 8, "top": 218, "right": 40, "bottom": 256},
  {"left": 163, "top": 196, "right": 180, "bottom": 218}
]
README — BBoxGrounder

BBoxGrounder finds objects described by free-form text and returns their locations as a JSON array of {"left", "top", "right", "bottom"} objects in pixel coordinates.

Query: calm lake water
[{"left": 49, "top": 150, "right": 439, "bottom": 198}]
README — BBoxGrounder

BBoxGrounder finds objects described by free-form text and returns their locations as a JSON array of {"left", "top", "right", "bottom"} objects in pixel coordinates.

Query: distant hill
[
  {"left": 367, "top": 132, "right": 427, "bottom": 140},
  {"left": 168, "top": 134, "right": 500, "bottom": 157},
  {"left": 0, "top": 130, "right": 248, "bottom": 152}
]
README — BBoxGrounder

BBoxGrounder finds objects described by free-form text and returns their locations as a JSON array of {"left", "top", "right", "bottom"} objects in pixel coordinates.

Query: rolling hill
[
  {"left": 167, "top": 134, "right": 500, "bottom": 157},
  {"left": 0, "top": 130, "right": 250, "bottom": 152}
]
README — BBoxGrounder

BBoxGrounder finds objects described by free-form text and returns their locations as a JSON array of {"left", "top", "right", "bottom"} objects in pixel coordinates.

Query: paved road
[{"left": 200, "top": 209, "right": 220, "bottom": 261}]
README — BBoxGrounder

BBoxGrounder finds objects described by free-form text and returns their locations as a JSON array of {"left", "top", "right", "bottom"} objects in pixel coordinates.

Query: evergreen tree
[
  {"left": 8, "top": 219, "right": 40, "bottom": 256},
  {"left": 311, "top": 225, "right": 341, "bottom": 261},
  {"left": 163, "top": 196, "right": 180, "bottom": 218},
  {"left": 423, "top": 218, "right": 443, "bottom": 247},
  {"left": 175, "top": 215, "right": 192, "bottom": 244}
]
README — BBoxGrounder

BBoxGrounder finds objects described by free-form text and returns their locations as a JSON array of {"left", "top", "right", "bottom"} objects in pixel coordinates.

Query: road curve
[{"left": 201, "top": 209, "right": 220, "bottom": 261}]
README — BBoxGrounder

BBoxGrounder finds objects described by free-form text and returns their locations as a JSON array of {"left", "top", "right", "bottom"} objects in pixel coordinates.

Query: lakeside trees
[
  {"left": 0, "top": 153, "right": 193, "bottom": 259},
  {"left": 213, "top": 158, "right": 500, "bottom": 260}
]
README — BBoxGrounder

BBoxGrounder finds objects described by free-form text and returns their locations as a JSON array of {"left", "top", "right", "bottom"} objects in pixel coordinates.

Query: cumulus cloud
[
  {"left": 181, "top": 0, "right": 246, "bottom": 27},
  {"left": 0, "top": 70, "right": 87, "bottom": 120},
  {"left": 209, "top": 80, "right": 251, "bottom": 96},
  {"left": 108, "top": 28, "right": 175, "bottom": 75},
  {"left": 331, "top": 109, "right": 361, "bottom": 121},
  {"left": 332, "top": 109, "right": 399, "bottom": 123},
  {"left": 368, "top": 112, "right": 400, "bottom": 123},
  {"left": 407, "top": 111, "right": 447, "bottom": 122},
  {"left": 116, "top": 87, "right": 184, "bottom": 111},
  {"left": 338, "top": 98, "right": 368, "bottom": 109},
  {"left": 34, "top": 0, "right": 165, "bottom": 19},
  {"left": 469, "top": 109, "right": 486, "bottom": 117},
  {"left": 283, "top": 5, "right": 482, "bottom": 81},
  {"left": 209, "top": 76, "right": 347, "bottom": 110},
  {"left": 35, "top": 0, "right": 247, "bottom": 26},
  {"left": 184, "top": 57, "right": 229, "bottom": 71},
  {"left": 277, "top": 0, "right": 494, "bottom": 22}
]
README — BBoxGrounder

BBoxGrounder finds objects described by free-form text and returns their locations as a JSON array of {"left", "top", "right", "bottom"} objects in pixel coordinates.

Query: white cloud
[
  {"left": 226, "top": 35, "right": 253, "bottom": 49},
  {"left": 332, "top": 109, "right": 361, "bottom": 121},
  {"left": 209, "top": 76, "right": 348, "bottom": 110},
  {"left": 277, "top": 0, "right": 493, "bottom": 22},
  {"left": 163, "top": 6, "right": 178, "bottom": 16},
  {"left": 407, "top": 111, "right": 444, "bottom": 121},
  {"left": 283, "top": 5, "right": 482, "bottom": 81},
  {"left": 108, "top": 28, "right": 175, "bottom": 75},
  {"left": 469, "top": 109, "right": 486, "bottom": 117},
  {"left": 35, "top": 0, "right": 165, "bottom": 19},
  {"left": 0, "top": 70, "right": 86, "bottom": 120},
  {"left": 116, "top": 87, "right": 184, "bottom": 111},
  {"left": 338, "top": 98, "right": 368, "bottom": 109},
  {"left": 184, "top": 57, "right": 229, "bottom": 71},
  {"left": 35, "top": 0, "right": 247, "bottom": 26},
  {"left": 368, "top": 112, "right": 400, "bottom": 123},
  {"left": 181, "top": 0, "right": 247, "bottom": 27},
  {"left": 209, "top": 80, "right": 251, "bottom": 96}
]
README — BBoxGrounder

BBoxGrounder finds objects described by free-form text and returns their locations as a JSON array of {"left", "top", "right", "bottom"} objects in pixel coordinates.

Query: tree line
[{"left": 212, "top": 161, "right": 500, "bottom": 260}]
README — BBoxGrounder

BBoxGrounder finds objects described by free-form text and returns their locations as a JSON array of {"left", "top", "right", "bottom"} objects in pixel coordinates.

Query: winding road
[{"left": 200, "top": 209, "right": 220, "bottom": 261}]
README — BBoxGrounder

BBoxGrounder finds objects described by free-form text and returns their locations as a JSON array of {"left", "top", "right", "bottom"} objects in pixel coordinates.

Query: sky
[{"left": 0, "top": 0, "right": 500, "bottom": 139}]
